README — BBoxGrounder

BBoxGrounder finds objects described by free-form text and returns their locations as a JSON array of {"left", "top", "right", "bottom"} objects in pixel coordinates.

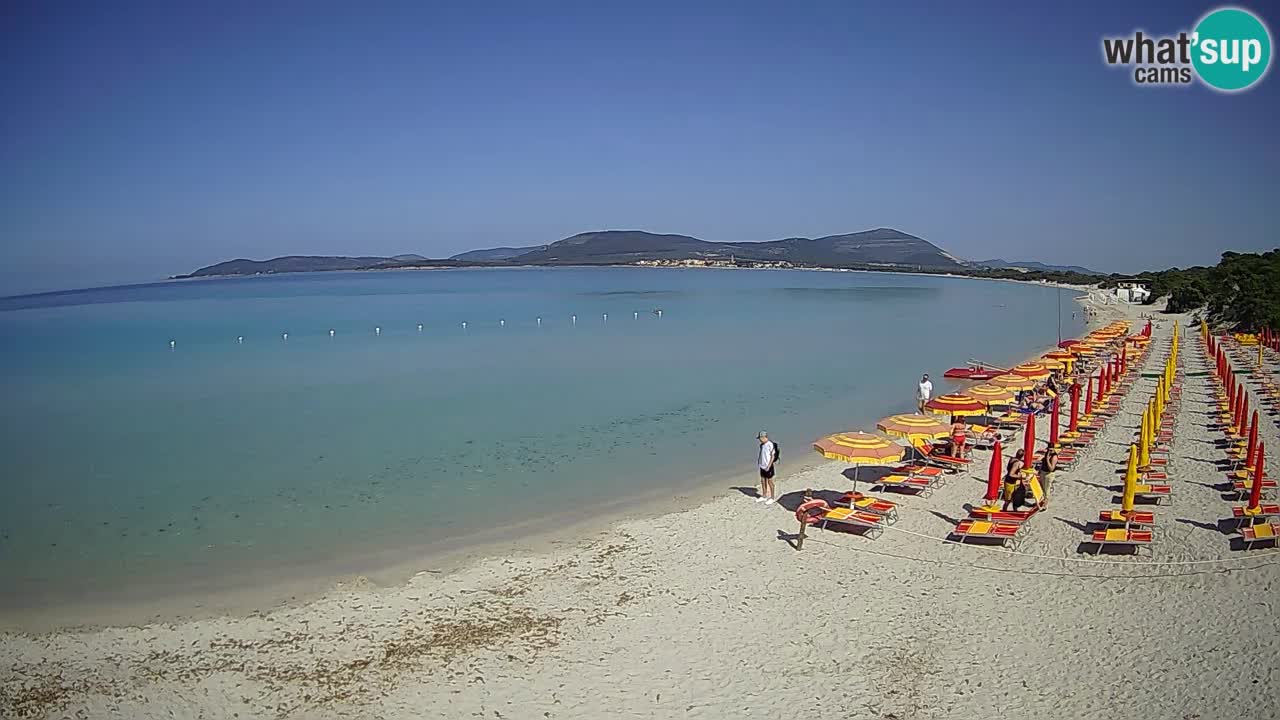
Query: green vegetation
[{"left": 1110, "top": 250, "right": 1279, "bottom": 331}]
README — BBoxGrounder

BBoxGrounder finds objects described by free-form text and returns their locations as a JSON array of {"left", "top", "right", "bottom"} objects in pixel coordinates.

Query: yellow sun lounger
[
  {"left": 1240, "top": 522, "right": 1280, "bottom": 550},
  {"left": 819, "top": 507, "right": 886, "bottom": 539}
]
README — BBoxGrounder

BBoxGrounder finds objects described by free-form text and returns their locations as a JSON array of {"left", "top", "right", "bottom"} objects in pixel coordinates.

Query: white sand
[{"left": 3, "top": 301, "right": 1279, "bottom": 720}]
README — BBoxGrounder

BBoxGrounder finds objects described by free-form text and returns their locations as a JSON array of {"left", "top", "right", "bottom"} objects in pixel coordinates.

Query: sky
[{"left": 2, "top": 0, "right": 1277, "bottom": 295}]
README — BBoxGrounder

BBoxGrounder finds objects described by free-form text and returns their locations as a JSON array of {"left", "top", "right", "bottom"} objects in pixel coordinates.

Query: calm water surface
[{"left": 0, "top": 268, "right": 1083, "bottom": 610}]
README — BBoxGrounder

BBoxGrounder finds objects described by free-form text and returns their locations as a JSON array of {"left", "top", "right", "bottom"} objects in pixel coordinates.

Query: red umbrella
[
  {"left": 1022, "top": 410, "right": 1037, "bottom": 463},
  {"left": 1084, "top": 376, "right": 1094, "bottom": 417},
  {"left": 1248, "top": 442, "right": 1266, "bottom": 511},
  {"left": 1068, "top": 381, "right": 1081, "bottom": 434},
  {"left": 1242, "top": 393, "right": 1251, "bottom": 435},
  {"left": 1245, "top": 410, "right": 1259, "bottom": 468},
  {"left": 1058, "top": 339, "right": 1080, "bottom": 349},
  {"left": 1049, "top": 396, "right": 1061, "bottom": 447},
  {"left": 1120, "top": 344, "right": 1127, "bottom": 373},
  {"left": 1096, "top": 369, "right": 1105, "bottom": 403},
  {"left": 985, "top": 440, "right": 1003, "bottom": 503}
]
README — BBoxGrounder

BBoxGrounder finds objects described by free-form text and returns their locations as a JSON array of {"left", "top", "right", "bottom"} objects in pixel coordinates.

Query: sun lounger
[
  {"left": 1240, "top": 522, "right": 1280, "bottom": 550},
  {"left": 1232, "top": 479, "right": 1276, "bottom": 499},
  {"left": 913, "top": 441, "right": 971, "bottom": 469},
  {"left": 1231, "top": 503, "right": 1280, "bottom": 526},
  {"left": 1098, "top": 509, "right": 1156, "bottom": 527},
  {"left": 1133, "top": 483, "right": 1172, "bottom": 504},
  {"left": 836, "top": 492, "right": 899, "bottom": 523},
  {"left": 951, "top": 519, "right": 1023, "bottom": 548},
  {"left": 968, "top": 507, "right": 1038, "bottom": 524},
  {"left": 875, "top": 473, "right": 938, "bottom": 497},
  {"left": 1090, "top": 528, "right": 1154, "bottom": 555},
  {"left": 819, "top": 507, "right": 886, "bottom": 538}
]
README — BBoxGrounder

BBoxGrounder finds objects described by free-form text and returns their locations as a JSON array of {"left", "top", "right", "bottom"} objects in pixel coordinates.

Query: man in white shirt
[
  {"left": 756, "top": 431, "right": 777, "bottom": 504},
  {"left": 917, "top": 374, "right": 933, "bottom": 414}
]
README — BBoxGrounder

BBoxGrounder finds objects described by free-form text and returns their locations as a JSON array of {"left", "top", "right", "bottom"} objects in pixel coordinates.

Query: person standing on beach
[
  {"left": 756, "top": 431, "right": 778, "bottom": 504},
  {"left": 1038, "top": 445, "right": 1058, "bottom": 510},
  {"left": 916, "top": 374, "right": 933, "bottom": 414}
]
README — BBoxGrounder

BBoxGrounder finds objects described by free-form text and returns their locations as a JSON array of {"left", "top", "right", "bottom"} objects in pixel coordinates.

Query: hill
[
  {"left": 972, "top": 258, "right": 1097, "bottom": 274},
  {"left": 449, "top": 246, "right": 543, "bottom": 262}
]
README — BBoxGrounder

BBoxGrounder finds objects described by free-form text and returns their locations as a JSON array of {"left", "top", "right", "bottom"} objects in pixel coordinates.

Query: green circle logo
[{"left": 1192, "top": 7, "right": 1272, "bottom": 91}]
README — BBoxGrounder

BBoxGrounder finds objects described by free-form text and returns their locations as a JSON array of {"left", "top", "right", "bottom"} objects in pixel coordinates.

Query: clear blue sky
[{"left": 2, "top": 0, "right": 1277, "bottom": 294}]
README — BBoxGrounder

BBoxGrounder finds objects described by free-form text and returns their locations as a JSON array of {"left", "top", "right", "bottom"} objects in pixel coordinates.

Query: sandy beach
[{"left": 4, "top": 298, "right": 1279, "bottom": 720}]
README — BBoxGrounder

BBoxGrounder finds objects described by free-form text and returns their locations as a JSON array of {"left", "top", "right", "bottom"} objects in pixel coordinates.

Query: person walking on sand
[
  {"left": 916, "top": 374, "right": 933, "bottom": 414},
  {"left": 756, "top": 431, "right": 778, "bottom": 504}
]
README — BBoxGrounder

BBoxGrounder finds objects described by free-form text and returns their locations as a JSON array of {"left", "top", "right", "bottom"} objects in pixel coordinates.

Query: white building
[{"left": 1114, "top": 282, "right": 1151, "bottom": 304}]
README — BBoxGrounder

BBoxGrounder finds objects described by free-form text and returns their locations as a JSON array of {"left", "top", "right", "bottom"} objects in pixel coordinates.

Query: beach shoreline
[
  {"left": 5, "top": 300, "right": 1279, "bottom": 720},
  {"left": 0, "top": 284, "right": 1104, "bottom": 633}
]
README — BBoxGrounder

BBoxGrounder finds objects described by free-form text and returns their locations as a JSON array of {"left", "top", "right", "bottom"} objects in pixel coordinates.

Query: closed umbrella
[
  {"left": 983, "top": 440, "right": 1003, "bottom": 506},
  {"left": 813, "top": 431, "right": 905, "bottom": 493},
  {"left": 1022, "top": 410, "right": 1036, "bottom": 464},
  {"left": 1049, "top": 396, "right": 1061, "bottom": 447},
  {"left": 1245, "top": 410, "right": 1260, "bottom": 469},
  {"left": 1248, "top": 443, "right": 1266, "bottom": 512},
  {"left": 1122, "top": 443, "right": 1138, "bottom": 512}
]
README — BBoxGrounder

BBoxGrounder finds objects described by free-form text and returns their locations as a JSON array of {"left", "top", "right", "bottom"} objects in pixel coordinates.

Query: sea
[{"left": 0, "top": 267, "right": 1084, "bottom": 615}]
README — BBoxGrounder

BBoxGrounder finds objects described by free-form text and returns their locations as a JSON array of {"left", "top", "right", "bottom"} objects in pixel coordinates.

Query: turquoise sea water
[{"left": 0, "top": 268, "right": 1083, "bottom": 611}]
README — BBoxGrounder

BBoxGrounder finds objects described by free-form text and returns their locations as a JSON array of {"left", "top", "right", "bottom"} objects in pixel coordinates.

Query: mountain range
[{"left": 178, "top": 228, "right": 1099, "bottom": 279}]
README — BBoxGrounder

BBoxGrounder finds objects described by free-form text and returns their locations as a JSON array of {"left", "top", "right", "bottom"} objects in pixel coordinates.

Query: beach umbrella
[
  {"left": 968, "top": 383, "right": 1016, "bottom": 405},
  {"left": 1058, "top": 339, "right": 1081, "bottom": 349},
  {"left": 984, "top": 440, "right": 1003, "bottom": 505},
  {"left": 1049, "top": 396, "right": 1061, "bottom": 447},
  {"left": 991, "top": 373, "right": 1036, "bottom": 391},
  {"left": 876, "top": 413, "right": 950, "bottom": 443},
  {"left": 1245, "top": 410, "right": 1259, "bottom": 469},
  {"left": 1072, "top": 344, "right": 1097, "bottom": 357},
  {"left": 812, "top": 431, "right": 904, "bottom": 492},
  {"left": 925, "top": 393, "right": 987, "bottom": 417},
  {"left": 1248, "top": 443, "right": 1266, "bottom": 512},
  {"left": 1122, "top": 443, "right": 1138, "bottom": 512},
  {"left": 1095, "top": 370, "right": 1105, "bottom": 403},
  {"left": 1084, "top": 376, "right": 1094, "bottom": 417},
  {"left": 1022, "top": 410, "right": 1036, "bottom": 463},
  {"left": 1011, "top": 362, "right": 1051, "bottom": 381},
  {"left": 1044, "top": 350, "right": 1074, "bottom": 362},
  {"left": 1067, "top": 381, "right": 1081, "bottom": 435},
  {"left": 1138, "top": 406, "right": 1151, "bottom": 469},
  {"left": 1038, "top": 357, "right": 1066, "bottom": 372}
]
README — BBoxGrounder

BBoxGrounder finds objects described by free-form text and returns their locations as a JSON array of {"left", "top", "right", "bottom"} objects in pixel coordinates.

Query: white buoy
[
  {"left": 634, "top": 311, "right": 639, "bottom": 320},
  {"left": 571, "top": 314, "right": 577, "bottom": 326},
  {"left": 283, "top": 332, "right": 288, "bottom": 341},
  {"left": 375, "top": 326, "right": 381, "bottom": 336},
  {"left": 500, "top": 319, "right": 505, "bottom": 328},
  {"left": 237, "top": 336, "right": 243, "bottom": 344},
  {"left": 461, "top": 321, "right": 467, "bottom": 330},
  {"left": 329, "top": 329, "right": 335, "bottom": 338},
  {"left": 417, "top": 324, "right": 423, "bottom": 332},
  {"left": 602, "top": 313, "right": 608, "bottom": 324},
  {"left": 536, "top": 317, "right": 542, "bottom": 327},
  {"left": 169, "top": 339, "right": 176, "bottom": 350},
  {"left": 657, "top": 309, "right": 663, "bottom": 318}
]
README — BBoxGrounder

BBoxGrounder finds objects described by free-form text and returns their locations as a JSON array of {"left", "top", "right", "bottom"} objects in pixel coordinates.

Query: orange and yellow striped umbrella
[
  {"left": 968, "top": 383, "right": 1016, "bottom": 404},
  {"left": 1070, "top": 344, "right": 1098, "bottom": 356},
  {"left": 1038, "top": 357, "right": 1066, "bottom": 371},
  {"left": 1044, "top": 350, "right": 1074, "bottom": 362},
  {"left": 990, "top": 373, "right": 1037, "bottom": 390},
  {"left": 924, "top": 393, "right": 987, "bottom": 417},
  {"left": 1011, "top": 362, "right": 1051, "bottom": 380},
  {"left": 813, "top": 431, "right": 904, "bottom": 464},
  {"left": 876, "top": 413, "right": 950, "bottom": 442}
]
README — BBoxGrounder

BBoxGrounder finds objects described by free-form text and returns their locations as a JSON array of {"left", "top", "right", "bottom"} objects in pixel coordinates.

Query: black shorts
[{"left": 759, "top": 467, "right": 775, "bottom": 479}]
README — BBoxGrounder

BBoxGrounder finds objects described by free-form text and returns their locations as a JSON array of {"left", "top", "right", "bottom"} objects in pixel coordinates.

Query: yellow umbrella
[
  {"left": 1011, "top": 362, "right": 1051, "bottom": 380},
  {"left": 813, "top": 431, "right": 905, "bottom": 492},
  {"left": 1122, "top": 443, "right": 1138, "bottom": 512},
  {"left": 990, "top": 373, "right": 1037, "bottom": 391},
  {"left": 968, "top": 383, "right": 1016, "bottom": 405},
  {"left": 1038, "top": 357, "right": 1066, "bottom": 372},
  {"left": 924, "top": 393, "right": 988, "bottom": 417},
  {"left": 876, "top": 414, "right": 950, "bottom": 443}
]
